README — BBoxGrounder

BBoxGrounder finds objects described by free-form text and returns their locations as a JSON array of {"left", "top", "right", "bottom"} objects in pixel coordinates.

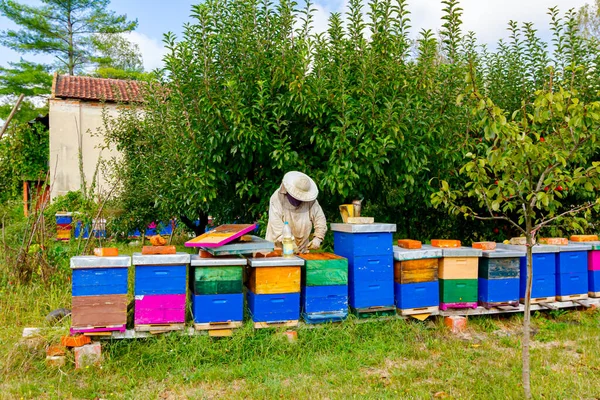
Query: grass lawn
[{"left": 1, "top": 244, "right": 600, "bottom": 399}]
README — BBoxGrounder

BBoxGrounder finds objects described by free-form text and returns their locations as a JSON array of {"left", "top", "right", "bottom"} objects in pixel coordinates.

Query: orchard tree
[
  {"left": 0, "top": 60, "right": 52, "bottom": 121},
  {"left": 432, "top": 66, "right": 600, "bottom": 398},
  {"left": 0, "top": 0, "right": 138, "bottom": 75}
]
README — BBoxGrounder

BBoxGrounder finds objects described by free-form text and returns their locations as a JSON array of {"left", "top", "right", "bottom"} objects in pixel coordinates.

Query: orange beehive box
[
  {"left": 93, "top": 248, "right": 119, "bottom": 257},
  {"left": 539, "top": 238, "right": 568, "bottom": 245},
  {"left": 141, "top": 245, "right": 177, "bottom": 255},
  {"left": 472, "top": 242, "right": 496, "bottom": 251},
  {"left": 397, "top": 239, "right": 422, "bottom": 249},
  {"left": 570, "top": 235, "right": 599, "bottom": 242},
  {"left": 431, "top": 239, "right": 461, "bottom": 248}
]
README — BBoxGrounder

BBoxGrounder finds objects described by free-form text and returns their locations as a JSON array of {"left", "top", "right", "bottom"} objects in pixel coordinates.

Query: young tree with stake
[{"left": 432, "top": 66, "right": 600, "bottom": 398}]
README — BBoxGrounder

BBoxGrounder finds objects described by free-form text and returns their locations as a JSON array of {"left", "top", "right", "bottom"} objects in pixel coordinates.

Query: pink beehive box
[{"left": 134, "top": 294, "right": 186, "bottom": 325}]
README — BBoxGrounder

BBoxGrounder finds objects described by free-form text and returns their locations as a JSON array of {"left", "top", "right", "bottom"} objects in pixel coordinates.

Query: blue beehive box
[
  {"left": 247, "top": 291, "right": 300, "bottom": 322},
  {"left": 479, "top": 278, "right": 520, "bottom": 304},
  {"left": 394, "top": 281, "right": 439, "bottom": 309},
  {"left": 555, "top": 244, "right": 591, "bottom": 300},
  {"left": 132, "top": 253, "right": 189, "bottom": 295},
  {"left": 499, "top": 244, "right": 558, "bottom": 302},
  {"left": 301, "top": 285, "right": 348, "bottom": 314},
  {"left": 332, "top": 223, "right": 396, "bottom": 312},
  {"left": 70, "top": 256, "right": 130, "bottom": 297},
  {"left": 589, "top": 270, "right": 600, "bottom": 295},
  {"left": 191, "top": 293, "right": 244, "bottom": 324}
]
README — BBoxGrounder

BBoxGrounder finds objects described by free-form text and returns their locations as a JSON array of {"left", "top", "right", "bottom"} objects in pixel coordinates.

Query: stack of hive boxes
[
  {"left": 132, "top": 253, "right": 190, "bottom": 332},
  {"left": 55, "top": 212, "right": 73, "bottom": 241},
  {"left": 499, "top": 243, "right": 558, "bottom": 303},
  {"left": 331, "top": 223, "right": 396, "bottom": 317},
  {"left": 70, "top": 255, "right": 130, "bottom": 334},
  {"left": 554, "top": 242, "right": 591, "bottom": 301},
  {"left": 189, "top": 255, "right": 245, "bottom": 331},
  {"left": 478, "top": 248, "right": 523, "bottom": 308},
  {"left": 246, "top": 256, "right": 303, "bottom": 328},
  {"left": 435, "top": 241, "right": 482, "bottom": 310},
  {"left": 297, "top": 253, "right": 349, "bottom": 323},
  {"left": 587, "top": 242, "right": 600, "bottom": 297},
  {"left": 393, "top": 244, "right": 441, "bottom": 315}
]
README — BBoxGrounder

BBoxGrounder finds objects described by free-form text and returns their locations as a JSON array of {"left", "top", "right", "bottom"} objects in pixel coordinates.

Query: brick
[
  {"left": 141, "top": 245, "right": 176, "bottom": 255},
  {"left": 472, "top": 242, "right": 496, "bottom": 250},
  {"left": 46, "top": 355, "right": 66, "bottom": 368},
  {"left": 283, "top": 330, "right": 298, "bottom": 343},
  {"left": 61, "top": 334, "right": 91, "bottom": 348},
  {"left": 74, "top": 343, "right": 102, "bottom": 369},
  {"left": 570, "top": 235, "right": 599, "bottom": 242},
  {"left": 93, "top": 247, "right": 119, "bottom": 257},
  {"left": 397, "top": 239, "right": 422, "bottom": 249},
  {"left": 46, "top": 344, "right": 66, "bottom": 357},
  {"left": 539, "top": 237, "right": 568, "bottom": 245},
  {"left": 444, "top": 316, "right": 467, "bottom": 333},
  {"left": 509, "top": 237, "right": 527, "bottom": 245},
  {"left": 431, "top": 239, "right": 461, "bottom": 248}
]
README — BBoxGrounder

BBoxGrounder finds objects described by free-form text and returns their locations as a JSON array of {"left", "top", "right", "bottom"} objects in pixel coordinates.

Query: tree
[
  {"left": 432, "top": 64, "right": 600, "bottom": 398},
  {"left": 0, "top": 60, "right": 52, "bottom": 122},
  {"left": 578, "top": 0, "right": 600, "bottom": 39},
  {"left": 92, "top": 33, "right": 148, "bottom": 80},
  {"left": 0, "top": 0, "right": 138, "bottom": 75}
]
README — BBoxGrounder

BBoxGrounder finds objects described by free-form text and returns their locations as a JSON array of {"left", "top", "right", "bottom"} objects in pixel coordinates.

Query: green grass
[{"left": 1, "top": 242, "right": 600, "bottom": 398}]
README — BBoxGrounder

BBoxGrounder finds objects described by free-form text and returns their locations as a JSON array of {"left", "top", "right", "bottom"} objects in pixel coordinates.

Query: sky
[{"left": 0, "top": 0, "right": 592, "bottom": 72}]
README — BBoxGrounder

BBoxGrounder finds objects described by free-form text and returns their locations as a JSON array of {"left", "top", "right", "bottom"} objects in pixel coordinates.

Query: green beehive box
[
  {"left": 298, "top": 253, "right": 348, "bottom": 286},
  {"left": 439, "top": 279, "right": 478, "bottom": 303},
  {"left": 190, "top": 256, "right": 245, "bottom": 295}
]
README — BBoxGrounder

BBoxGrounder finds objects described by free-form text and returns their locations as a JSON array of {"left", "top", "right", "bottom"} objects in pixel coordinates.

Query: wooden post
[
  {"left": 0, "top": 94, "right": 25, "bottom": 140},
  {"left": 23, "top": 181, "right": 29, "bottom": 217}
]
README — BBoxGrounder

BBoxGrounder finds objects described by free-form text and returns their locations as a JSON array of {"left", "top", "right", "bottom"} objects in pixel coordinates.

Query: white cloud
[
  {"left": 316, "top": 0, "right": 590, "bottom": 47},
  {"left": 123, "top": 31, "right": 167, "bottom": 72}
]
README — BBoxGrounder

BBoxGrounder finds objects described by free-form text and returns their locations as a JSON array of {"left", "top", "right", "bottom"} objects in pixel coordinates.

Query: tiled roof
[{"left": 52, "top": 74, "right": 143, "bottom": 103}]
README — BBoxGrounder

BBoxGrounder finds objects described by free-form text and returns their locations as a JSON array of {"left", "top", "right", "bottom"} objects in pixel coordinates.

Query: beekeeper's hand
[{"left": 308, "top": 237, "right": 322, "bottom": 250}]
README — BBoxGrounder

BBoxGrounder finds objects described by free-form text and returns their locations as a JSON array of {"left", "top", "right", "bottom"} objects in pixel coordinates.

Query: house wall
[{"left": 49, "top": 99, "right": 121, "bottom": 199}]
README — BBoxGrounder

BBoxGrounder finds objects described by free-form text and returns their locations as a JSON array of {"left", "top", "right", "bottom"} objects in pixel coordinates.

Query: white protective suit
[{"left": 265, "top": 184, "right": 327, "bottom": 253}]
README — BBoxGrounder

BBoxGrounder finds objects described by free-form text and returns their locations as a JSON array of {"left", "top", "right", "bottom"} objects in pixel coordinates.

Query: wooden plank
[
  {"left": 398, "top": 306, "right": 438, "bottom": 316},
  {"left": 194, "top": 321, "right": 243, "bottom": 331},
  {"left": 520, "top": 296, "right": 556, "bottom": 304},
  {"left": 248, "top": 266, "right": 301, "bottom": 294},
  {"left": 556, "top": 293, "right": 588, "bottom": 302},
  {"left": 589, "top": 291, "right": 600, "bottom": 298},
  {"left": 394, "top": 259, "right": 438, "bottom": 284},
  {"left": 209, "top": 329, "right": 233, "bottom": 337},
  {"left": 71, "top": 294, "right": 127, "bottom": 328},
  {"left": 185, "top": 224, "right": 257, "bottom": 248},
  {"left": 134, "top": 323, "right": 185, "bottom": 332},
  {"left": 254, "top": 320, "right": 298, "bottom": 329}
]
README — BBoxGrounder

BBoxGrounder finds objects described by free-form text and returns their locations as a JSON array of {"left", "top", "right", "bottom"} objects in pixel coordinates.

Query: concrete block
[
  {"left": 444, "top": 316, "right": 467, "bottom": 334},
  {"left": 74, "top": 342, "right": 102, "bottom": 369}
]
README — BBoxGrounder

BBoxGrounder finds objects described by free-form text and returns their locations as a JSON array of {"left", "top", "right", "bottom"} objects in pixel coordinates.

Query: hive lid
[
  {"left": 190, "top": 255, "right": 247, "bottom": 266},
  {"left": 557, "top": 243, "right": 592, "bottom": 252},
  {"left": 440, "top": 247, "right": 482, "bottom": 257},
  {"left": 201, "top": 235, "right": 274, "bottom": 256},
  {"left": 481, "top": 248, "right": 525, "bottom": 258},
  {"left": 497, "top": 243, "right": 559, "bottom": 254},
  {"left": 70, "top": 255, "right": 131, "bottom": 269},
  {"left": 132, "top": 252, "right": 190, "bottom": 265},
  {"left": 571, "top": 241, "right": 600, "bottom": 250},
  {"left": 330, "top": 223, "right": 396, "bottom": 233},
  {"left": 247, "top": 256, "right": 304, "bottom": 267},
  {"left": 393, "top": 245, "right": 442, "bottom": 261}
]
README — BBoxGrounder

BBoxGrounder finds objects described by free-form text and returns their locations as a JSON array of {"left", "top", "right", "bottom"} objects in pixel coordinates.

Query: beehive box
[
  {"left": 555, "top": 243, "right": 591, "bottom": 300},
  {"left": 478, "top": 248, "right": 522, "bottom": 307},
  {"left": 132, "top": 253, "right": 190, "bottom": 328},
  {"left": 70, "top": 255, "right": 130, "bottom": 333},
  {"left": 297, "top": 253, "right": 348, "bottom": 286},
  {"left": 190, "top": 256, "right": 245, "bottom": 295}
]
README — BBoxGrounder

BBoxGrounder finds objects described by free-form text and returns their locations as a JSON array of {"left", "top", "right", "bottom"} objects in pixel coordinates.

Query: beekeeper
[{"left": 266, "top": 171, "right": 327, "bottom": 253}]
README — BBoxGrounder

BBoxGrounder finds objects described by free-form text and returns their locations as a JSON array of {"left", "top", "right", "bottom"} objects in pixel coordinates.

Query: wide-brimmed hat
[{"left": 282, "top": 171, "right": 318, "bottom": 202}]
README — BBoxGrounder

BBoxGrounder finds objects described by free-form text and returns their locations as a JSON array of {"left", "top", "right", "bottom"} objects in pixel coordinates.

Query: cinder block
[
  {"left": 444, "top": 315, "right": 467, "bottom": 333},
  {"left": 74, "top": 342, "right": 102, "bottom": 369}
]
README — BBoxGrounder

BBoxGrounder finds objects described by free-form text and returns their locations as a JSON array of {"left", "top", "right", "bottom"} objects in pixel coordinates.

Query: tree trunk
[
  {"left": 523, "top": 224, "right": 534, "bottom": 399},
  {"left": 180, "top": 213, "right": 207, "bottom": 236},
  {"left": 0, "top": 93, "right": 25, "bottom": 140}
]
